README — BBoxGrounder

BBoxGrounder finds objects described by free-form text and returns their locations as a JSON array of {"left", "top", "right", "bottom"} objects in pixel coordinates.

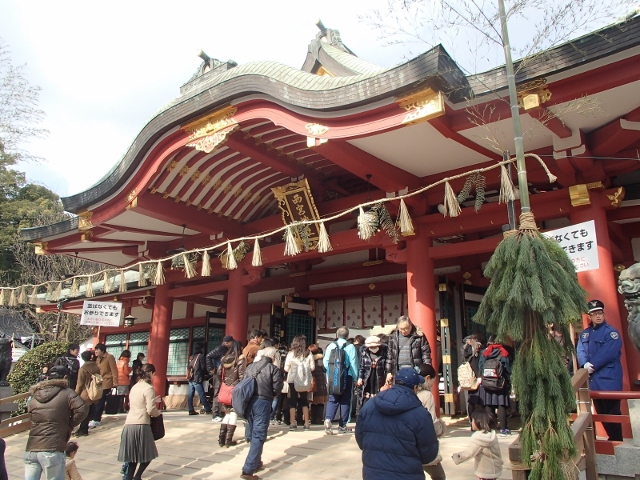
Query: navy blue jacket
[
  {"left": 355, "top": 384, "right": 438, "bottom": 480},
  {"left": 577, "top": 321, "right": 623, "bottom": 391}
]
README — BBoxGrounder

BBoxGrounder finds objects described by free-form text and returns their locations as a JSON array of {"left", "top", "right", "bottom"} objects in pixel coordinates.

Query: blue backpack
[
  {"left": 327, "top": 341, "right": 348, "bottom": 395},
  {"left": 232, "top": 363, "right": 266, "bottom": 417}
]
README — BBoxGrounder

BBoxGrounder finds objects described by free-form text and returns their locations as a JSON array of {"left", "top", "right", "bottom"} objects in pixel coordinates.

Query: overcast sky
[{"left": 1, "top": 0, "right": 415, "bottom": 197}]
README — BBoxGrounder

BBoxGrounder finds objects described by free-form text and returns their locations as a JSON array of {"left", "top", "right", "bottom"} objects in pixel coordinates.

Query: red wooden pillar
[
  {"left": 148, "top": 282, "right": 172, "bottom": 396},
  {"left": 406, "top": 233, "right": 439, "bottom": 411},
  {"left": 226, "top": 268, "right": 248, "bottom": 342},
  {"left": 570, "top": 194, "right": 633, "bottom": 437}
]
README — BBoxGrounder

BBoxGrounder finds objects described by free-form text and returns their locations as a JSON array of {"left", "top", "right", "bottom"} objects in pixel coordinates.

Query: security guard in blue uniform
[{"left": 576, "top": 299, "right": 623, "bottom": 441}]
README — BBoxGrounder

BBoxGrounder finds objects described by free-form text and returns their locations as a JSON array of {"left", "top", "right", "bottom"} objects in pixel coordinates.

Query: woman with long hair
[
  {"left": 118, "top": 364, "right": 161, "bottom": 480},
  {"left": 218, "top": 340, "right": 246, "bottom": 447},
  {"left": 117, "top": 350, "right": 132, "bottom": 413},
  {"left": 284, "top": 334, "right": 315, "bottom": 430}
]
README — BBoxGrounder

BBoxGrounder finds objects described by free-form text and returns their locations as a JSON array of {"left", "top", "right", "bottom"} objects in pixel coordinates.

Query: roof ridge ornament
[{"left": 315, "top": 19, "right": 352, "bottom": 55}]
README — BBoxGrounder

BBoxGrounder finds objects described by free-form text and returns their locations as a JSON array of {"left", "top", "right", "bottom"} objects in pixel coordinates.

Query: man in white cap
[{"left": 577, "top": 299, "right": 623, "bottom": 441}]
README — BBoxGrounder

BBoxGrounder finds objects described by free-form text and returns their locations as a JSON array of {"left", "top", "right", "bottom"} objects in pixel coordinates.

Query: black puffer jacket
[
  {"left": 26, "top": 379, "right": 88, "bottom": 452},
  {"left": 356, "top": 345, "right": 388, "bottom": 409},
  {"left": 187, "top": 352, "right": 208, "bottom": 383},
  {"left": 244, "top": 357, "right": 283, "bottom": 402},
  {"left": 385, "top": 328, "right": 432, "bottom": 375}
]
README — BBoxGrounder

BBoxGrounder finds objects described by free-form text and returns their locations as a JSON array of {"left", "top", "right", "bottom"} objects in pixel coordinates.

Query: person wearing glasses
[{"left": 577, "top": 299, "right": 623, "bottom": 441}]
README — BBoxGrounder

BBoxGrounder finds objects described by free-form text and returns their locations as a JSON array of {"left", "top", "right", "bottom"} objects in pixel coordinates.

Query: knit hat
[
  {"left": 394, "top": 367, "right": 425, "bottom": 387},
  {"left": 364, "top": 336, "right": 381, "bottom": 348}
]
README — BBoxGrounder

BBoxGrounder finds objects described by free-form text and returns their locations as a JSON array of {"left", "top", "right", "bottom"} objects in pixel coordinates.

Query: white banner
[
  {"left": 542, "top": 220, "right": 599, "bottom": 272},
  {"left": 80, "top": 301, "right": 123, "bottom": 327}
]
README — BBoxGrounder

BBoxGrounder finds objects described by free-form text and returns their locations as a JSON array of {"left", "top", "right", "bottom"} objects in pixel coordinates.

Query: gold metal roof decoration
[
  {"left": 77, "top": 211, "right": 94, "bottom": 232},
  {"left": 183, "top": 105, "right": 239, "bottom": 153},
  {"left": 516, "top": 78, "right": 551, "bottom": 110},
  {"left": 397, "top": 88, "right": 445, "bottom": 125}
]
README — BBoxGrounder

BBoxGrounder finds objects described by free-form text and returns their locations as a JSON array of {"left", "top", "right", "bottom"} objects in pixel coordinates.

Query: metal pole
[
  {"left": 504, "top": 151, "right": 517, "bottom": 230},
  {"left": 498, "top": 0, "right": 530, "bottom": 214}
]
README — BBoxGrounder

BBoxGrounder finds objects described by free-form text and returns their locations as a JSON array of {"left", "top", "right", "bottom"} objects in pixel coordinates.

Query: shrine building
[{"left": 20, "top": 18, "right": 640, "bottom": 411}]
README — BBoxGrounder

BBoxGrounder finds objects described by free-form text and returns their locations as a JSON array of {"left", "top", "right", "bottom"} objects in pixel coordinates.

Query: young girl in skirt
[
  {"left": 452, "top": 410, "right": 503, "bottom": 480},
  {"left": 118, "top": 363, "right": 162, "bottom": 480}
]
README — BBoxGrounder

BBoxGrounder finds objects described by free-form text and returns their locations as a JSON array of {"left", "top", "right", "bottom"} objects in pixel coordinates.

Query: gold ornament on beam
[
  {"left": 183, "top": 106, "right": 239, "bottom": 153},
  {"left": 397, "top": 88, "right": 445, "bottom": 125}
]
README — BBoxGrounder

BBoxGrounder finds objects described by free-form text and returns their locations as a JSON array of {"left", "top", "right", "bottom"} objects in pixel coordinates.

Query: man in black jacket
[
  {"left": 54, "top": 343, "right": 80, "bottom": 390},
  {"left": 206, "top": 335, "right": 234, "bottom": 421},
  {"left": 187, "top": 343, "right": 212, "bottom": 415},
  {"left": 240, "top": 347, "right": 283, "bottom": 480},
  {"left": 385, "top": 316, "right": 432, "bottom": 384}
]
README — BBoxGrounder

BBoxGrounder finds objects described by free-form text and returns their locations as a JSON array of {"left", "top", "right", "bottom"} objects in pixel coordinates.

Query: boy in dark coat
[{"left": 355, "top": 367, "right": 438, "bottom": 480}]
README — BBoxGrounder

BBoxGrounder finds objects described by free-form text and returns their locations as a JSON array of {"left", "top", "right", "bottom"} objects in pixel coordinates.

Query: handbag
[
  {"left": 310, "top": 376, "right": 317, "bottom": 393},
  {"left": 150, "top": 414, "right": 165, "bottom": 440},
  {"left": 218, "top": 382, "right": 234, "bottom": 406}
]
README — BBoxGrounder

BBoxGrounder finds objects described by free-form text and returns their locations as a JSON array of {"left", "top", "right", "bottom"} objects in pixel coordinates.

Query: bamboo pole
[{"left": 498, "top": 0, "right": 530, "bottom": 214}]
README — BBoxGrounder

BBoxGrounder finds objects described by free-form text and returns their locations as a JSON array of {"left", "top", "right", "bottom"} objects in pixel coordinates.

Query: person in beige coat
[
  {"left": 91, "top": 343, "right": 119, "bottom": 427},
  {"left": 74, "top": 350, "right": 101, "bottom": 436},
  {"left": 452, "top": 410, "right": 503, "bottom": 480},
  {"left": 118, "top": 363, "right": 162, "bottom": 480}
]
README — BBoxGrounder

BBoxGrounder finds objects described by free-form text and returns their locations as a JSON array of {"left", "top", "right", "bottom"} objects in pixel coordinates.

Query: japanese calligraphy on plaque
[
  {"left": 271, "top": 179, "right": 321, "bottom": 250},
  {"left": 542, "top": 220, "right": 599, "bottom": 272}
]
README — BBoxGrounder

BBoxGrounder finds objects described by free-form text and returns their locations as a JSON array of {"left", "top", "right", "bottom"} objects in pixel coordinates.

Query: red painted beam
[
  {"left": 168, "top": 280, "right": 229, "bottom": 298},
  {"left": 102, "top": 223, "right": 182, "bottom": 238},
  {"left": 589, "top": 106, "right": 640, "bottom": 156},
  {"left": 134, "top": 193, "right": 244, "bottom": 238},
  {"left": 429, "top": 236, "right": 502, "bottom": 260},
  {"left": 296, "top": 279, "right": 407, "bottom": 299},
  {"left": 313, "top": 141, "right": 422, "bottom": 192},
  {"left": 430, "top": 116, "right": 502, "bottom": 161},
  {"left": 225, "top": 135, "right": 308, "bottom": 179}
]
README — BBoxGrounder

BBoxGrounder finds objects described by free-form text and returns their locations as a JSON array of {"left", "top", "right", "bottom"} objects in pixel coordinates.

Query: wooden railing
[
  {"left": 0, "top": 392, "right": 31, "bottom": 438},
  {"left": 509, "top": 368, "right": 597, "bottom": 480}
]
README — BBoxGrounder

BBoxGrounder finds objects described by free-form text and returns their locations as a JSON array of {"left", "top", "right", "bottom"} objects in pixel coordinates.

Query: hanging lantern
[{"left": 123, "top": 314, "right": 136, "bottom": 328}]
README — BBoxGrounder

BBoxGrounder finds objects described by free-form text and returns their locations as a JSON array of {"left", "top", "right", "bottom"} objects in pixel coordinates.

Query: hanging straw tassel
[
  {"left": 52, "top": 282, "right": 62, "bottom": 302},
  {"left": 119, "top": 269, "right": 128, "bottom": 293},
  {"left": 498, "top": 164, "right": 516, "bottom": 204},
  {"left": 17, "top": 286, "right": 26, "bottom": 304},
  {"left": 224, "top": 242, "right": 238, "bottom": 270},
  {"left": 284, "top": 226, "right": 301, "bottom": 256},
  {"left": 357, "top": 207, "right": 376, "bottom": 240},
  {"left": 70, "top": 278, "right": 79, "bottom": 298},
  {"left": 0, "top": 289, "right": 5, "bottom": 306},
  {"left": 137, "top": 263, "right": 147, "bottom": 287},
  {"left": 183, "top": 253, "right": 196, "bottom": 278},
  {"left": 8, "top": 289, "right": 17, "bottom": 307},
  {"left": 102, "top": 271, "right": 113, "bottom": 294},
  {"left": 85, "top": 275, "right": 95, "bottom": 298},
  {"left": 153, "top": 261, "right": 165, "bottom": 285},
  {"left": 317, "top": 222, "right": 333, "bottom": 253},
  {"left": 201, "top": 251, "right": 212, "bottom": 276},
  {"left": 251, "top": 239, "right": 263, "bottom": 267},
  {"left": 29, "top": 286, "right": 38, "bottom": 304},
  {"left": 443, "top": 182, "right": 461, "bottom": 217},
  {"left": 397, "top": 199, "right": 415, "bottom": 236}
]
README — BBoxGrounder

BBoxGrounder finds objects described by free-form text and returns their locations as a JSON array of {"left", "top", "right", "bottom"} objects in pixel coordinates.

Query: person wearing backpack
[
  {"left": 477, "top": 337, "right": 511, "bottom": 435},
  {"left": 54, "top": 343, "right": 81, "bottom": 390},
  {"left": 322, "top": 326, "right": 359, "bottom": 435},
  {"left": 74, "top": 350, "right": 102, "bottom": 436},
  {"left": 283, "top": 335, "right": 315, "bottom": 431},
  {"left": 240, "top": 347, "right": 283, "bottom": 480}
]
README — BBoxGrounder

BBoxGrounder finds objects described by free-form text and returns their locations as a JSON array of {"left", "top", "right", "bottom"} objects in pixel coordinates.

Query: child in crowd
[
  {"left": 452, "top": 410, "right": 503, "bottom": 480},
  {"left": 417, "top": 364, "right": 446, "bottom": 480},
  {"left": 65, "top": 441, "right": 83, "bottom": 480}
]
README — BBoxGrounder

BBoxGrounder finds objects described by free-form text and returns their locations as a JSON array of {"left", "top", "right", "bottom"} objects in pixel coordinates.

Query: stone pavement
[{"left": 4, "top": 411, "right": 516, "bottom": 479}]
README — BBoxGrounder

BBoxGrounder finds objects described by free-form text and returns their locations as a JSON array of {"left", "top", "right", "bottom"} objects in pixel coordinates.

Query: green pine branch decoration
[{"left": 473, "top": 212, "right": 586, "bottom": 480}]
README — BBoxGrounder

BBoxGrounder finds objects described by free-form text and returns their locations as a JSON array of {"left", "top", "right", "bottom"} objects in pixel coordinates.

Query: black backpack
[
  {"left": 481, "top": 356, "right": 506, "bottom": 392},
  {"left": 327, "top": 341, "right": 348, "bottom": 395}
]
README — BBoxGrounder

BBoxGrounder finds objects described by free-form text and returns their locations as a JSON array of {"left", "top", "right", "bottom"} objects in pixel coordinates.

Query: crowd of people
[{"left": 21, "top": 300, "right": 623, "bottom": 480}]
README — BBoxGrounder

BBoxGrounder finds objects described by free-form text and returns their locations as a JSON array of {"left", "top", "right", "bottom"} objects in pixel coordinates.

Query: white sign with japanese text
[
  {"left": 80, "top": 300, "right": 123, "bottom": 327},
  {"left": 542, "top": 220, "right": 599, "bottom": 272}
]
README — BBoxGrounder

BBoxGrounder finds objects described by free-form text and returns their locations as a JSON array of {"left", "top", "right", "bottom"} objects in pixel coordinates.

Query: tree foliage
[
  {"left": 7, "top": 340, "right": 68, "bottom": 414},
  {"left": 474, "top": 224, "right": 586, "bottom": 480}
]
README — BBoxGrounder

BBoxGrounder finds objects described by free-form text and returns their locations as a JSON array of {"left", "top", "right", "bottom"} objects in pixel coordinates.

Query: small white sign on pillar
[
  {"left": 80, "top": 301, "right": 123, "bottom": 327},
  {"left": 542, "top": 220, "right": 599, "bottom": 273}
]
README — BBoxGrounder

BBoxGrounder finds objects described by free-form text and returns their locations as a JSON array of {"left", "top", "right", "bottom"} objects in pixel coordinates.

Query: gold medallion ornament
[
  {"left": 397, "top": 88, "right": 445, "bottom": 125},
  {"left": 183, "top": 106, "right": 238, "bottom": 153}
]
